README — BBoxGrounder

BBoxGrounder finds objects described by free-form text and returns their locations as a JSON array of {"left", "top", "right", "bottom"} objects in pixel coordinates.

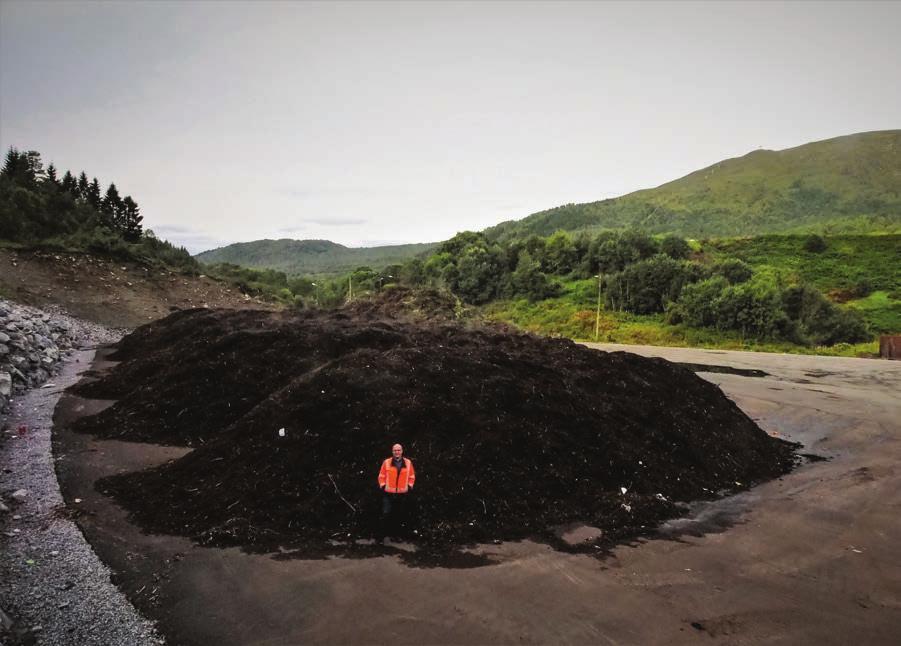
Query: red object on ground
[{"left": 17, "top": 425, "right": 27, "bottom": 437}]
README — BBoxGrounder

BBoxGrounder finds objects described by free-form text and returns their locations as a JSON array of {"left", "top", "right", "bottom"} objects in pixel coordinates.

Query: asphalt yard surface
[{"left": 51, "top": 345, "right": 901, "bottom": 645}]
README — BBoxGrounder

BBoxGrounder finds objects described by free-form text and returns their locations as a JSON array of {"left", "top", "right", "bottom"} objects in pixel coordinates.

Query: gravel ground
[{"left": 0, "top": 329, "right": 163, "bottom": 645}]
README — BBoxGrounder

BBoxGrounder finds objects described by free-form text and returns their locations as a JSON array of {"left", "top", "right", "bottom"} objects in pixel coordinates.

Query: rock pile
[{"left": 0, "top": 299, "right": 122, "bottom": 415}]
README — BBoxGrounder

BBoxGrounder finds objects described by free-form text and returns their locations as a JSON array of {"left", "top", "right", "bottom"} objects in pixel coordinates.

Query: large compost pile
[{"left": 70, "top": 303, "right": 796, "bottom": 552}]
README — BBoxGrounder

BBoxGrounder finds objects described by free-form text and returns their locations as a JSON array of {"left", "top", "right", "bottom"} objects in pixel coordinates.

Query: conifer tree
[
  {"left": 102, "top": 183, "right": 123, "bottom": 229},
  {"left": 45, "top": 163, "right": 59, "bottom": 185},
  {"left": 2, "top": 148, "right": 21, "bottom": 178},
  {"left": 121, "top": 196, "right": 143, "bottom": 242},
  {"left": 1, "top": 148, "right": 32, "bottom": 184},
  {"left": 87, "top": 177, "right": 102, "bottom": 210},
  {"left": 61, "top": 170, "right": 77, "bottom": 194},
  {"left": 77, "top": 172, "right": 90, "bottom": 200}
]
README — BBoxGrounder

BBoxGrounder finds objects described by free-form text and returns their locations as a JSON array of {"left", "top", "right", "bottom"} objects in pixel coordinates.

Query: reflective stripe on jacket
[{"left": 378, "top": 457, "right": 415, "bottom": 493}]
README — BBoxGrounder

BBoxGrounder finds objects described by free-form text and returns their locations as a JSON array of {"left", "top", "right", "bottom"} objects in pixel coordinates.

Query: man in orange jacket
[{"left": 377, "top": 443, "right": 415, "bottom": 539}]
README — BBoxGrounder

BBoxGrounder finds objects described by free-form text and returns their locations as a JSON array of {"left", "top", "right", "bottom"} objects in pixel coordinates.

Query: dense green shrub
[
  {"left": 605, "top": 254, "right": 698, "bottom": 314},
  {"left": 803, "top": 234, "right": 827, "bottom": 253},
  {"left": 287, "top": 276, "right": 316, "bottom": 297},
  {"left": 451, "top": 245, "right": 506, "bottom": 304},
  {"left": 78, "top": 226, "right": 133, "bottom": 259},
  {"left": 660, "top": 234, "right": 691, "bottom": 260},
  {"left": 398, "top": 258, "right": 426, "bottom": 285},
  {"left": 711, "top": 258, "right": 754, "bottom": 284},
  {"left": 850, "top": 279, "right": 874, "bottom": 298},
  {"left": 714, "top": 282, "right": 789, "bottom": 339},
  {"left": 136, "top": 230, "right": 198, "bottom": 272},
  {"left": 782, "top": 285, "right": 869, "bottom": 345},
  {"left": 579, "top": 230, "right": 660, "bottom": 276},
  {"left": 667, "top": 277, "right": 870, "bottom": 344},
  {"left": 543, "top": 231, "right": 578, "bottom": 275},
  {"left": 504, "top": 251, "right": 561, "bottom": 301},
  {"left": 669, "top": 273, "right": 791, "bottom": 339},
  {"left": 666, "top": 276, "right": 729, "bottom": 327}
]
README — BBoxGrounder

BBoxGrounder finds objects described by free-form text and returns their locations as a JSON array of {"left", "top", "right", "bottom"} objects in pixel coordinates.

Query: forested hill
[
  {"left": 195, "top": 239, "right": 438, "bottom": 276},
  {"left": 486, "top": 130, "right": 901, "bottom": 241}
]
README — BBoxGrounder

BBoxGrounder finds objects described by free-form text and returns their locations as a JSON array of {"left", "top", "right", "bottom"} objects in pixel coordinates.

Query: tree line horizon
[{"left": 0, "top": 146, "right": 196, "bottom": 271}]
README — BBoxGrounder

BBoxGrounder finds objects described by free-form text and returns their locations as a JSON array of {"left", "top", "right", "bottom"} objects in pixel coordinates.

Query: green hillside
[
  {"left": 486, "top": 130, "right": 901, "bottom": 240},
  {"left": 196, "top": 239, "right": 438, "bottom": 276},
  {"left": 704, "top": 234, "right": 900, "bottom": 295}
]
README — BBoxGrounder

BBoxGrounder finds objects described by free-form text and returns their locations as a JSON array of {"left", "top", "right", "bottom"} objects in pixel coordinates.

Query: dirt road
[{"left": 53, "top": 344, "right": 901, "bottom": 645}]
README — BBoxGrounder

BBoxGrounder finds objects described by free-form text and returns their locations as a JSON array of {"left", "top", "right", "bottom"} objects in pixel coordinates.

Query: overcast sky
[{"left": 2, "top": 1, "right": 899, "bottom": 253}]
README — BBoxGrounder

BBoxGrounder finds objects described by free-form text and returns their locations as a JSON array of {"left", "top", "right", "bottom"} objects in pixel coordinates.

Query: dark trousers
[{"left": 379, "top": 492, "right": 410, "bottom": 538}]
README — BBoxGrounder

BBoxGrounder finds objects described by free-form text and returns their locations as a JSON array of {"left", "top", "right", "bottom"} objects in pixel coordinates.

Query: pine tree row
[{"left": 1, "top": 147, "right": 143, "bottom": 242}]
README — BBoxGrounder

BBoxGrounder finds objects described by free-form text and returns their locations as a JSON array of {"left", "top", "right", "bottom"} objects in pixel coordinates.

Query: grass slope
[
  {"left": 486, "top": 130, "right": 901, "bottom": 240},
  {"left": 704, "top": 234, "right": 900, "bottom": 292},
  {"left": 196, "top": 239, "right": 437, "bottom": 276}
]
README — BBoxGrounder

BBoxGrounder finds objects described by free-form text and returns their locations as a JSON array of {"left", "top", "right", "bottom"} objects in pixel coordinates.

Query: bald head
[{"left": 392, "top": 444, "right": 403, "bottom": 458}]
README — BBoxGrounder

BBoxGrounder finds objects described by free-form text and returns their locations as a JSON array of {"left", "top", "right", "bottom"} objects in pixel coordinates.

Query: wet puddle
[{"left": 676, "top": 362, "right": 770, "bottom": 378}]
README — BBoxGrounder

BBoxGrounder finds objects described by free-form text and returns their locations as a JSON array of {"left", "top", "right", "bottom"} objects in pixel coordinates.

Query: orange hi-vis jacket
[{"left": 378, "top": 457, "right": 415, "bottom": 493}]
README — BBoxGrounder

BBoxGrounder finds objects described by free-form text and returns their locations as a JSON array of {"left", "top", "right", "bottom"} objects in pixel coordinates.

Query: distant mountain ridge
[
  {"left": 486, "top": 130, "right": 901, "bottom": 240},
  {"left": 198, "top": 130, "right": 900, "bottom": 275},
  {"left": 196, "top": 239, "right": 437, "bottom": 276}
]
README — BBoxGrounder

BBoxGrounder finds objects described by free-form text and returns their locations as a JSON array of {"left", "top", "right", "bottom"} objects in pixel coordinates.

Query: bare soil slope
[{"left": 0, "top": 248, "right": 274, "bottom": 327}]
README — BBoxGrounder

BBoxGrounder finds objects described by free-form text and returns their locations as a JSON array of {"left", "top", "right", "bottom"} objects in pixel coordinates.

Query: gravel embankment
[
  {"left": 1, "top": 299, "right": 124, "bottom": 414},
  {"left": 0, "top": 301, "right": 162, "bottom": 645}
]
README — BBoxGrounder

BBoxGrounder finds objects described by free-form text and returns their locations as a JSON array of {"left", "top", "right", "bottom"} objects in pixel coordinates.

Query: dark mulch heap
[{"left": 70, "top": 303, "right": 797, "bottom": 554}]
